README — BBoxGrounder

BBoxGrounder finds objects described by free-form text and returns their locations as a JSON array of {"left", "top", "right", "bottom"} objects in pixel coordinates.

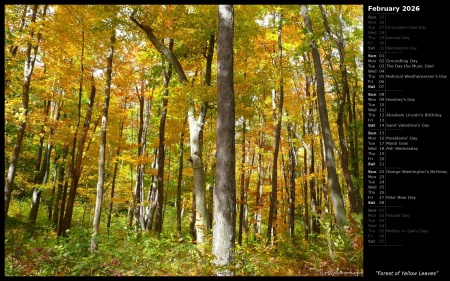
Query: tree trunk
[
  {"left": 213, "top": 5, "right": 235, "bottom": 276},
  {"left": 34, "top": 100, "right": 50, "bottom": 185},
  {"left": 61, "top": 74, "right": 97, "bottom": 236},
  {"left": 190, "top": 192, "right": 196, "bottom": 240},
  {"left": 302, "top": 111, "right": 310, "bottom": 240},
  {"left": 238, "top": 119, "right": 246, "bottom": 245},
  {"left": 154, "top": 39, "right": 174, "bottom": 234},
  {"left": 53, "top": 146, "right": 68, "bottom": 231},
  {"left": 301, "top": 5, "right": 347, "bottom": 227},
  {"left": 287, "top": 124, "right": 297, "bottom": 238},
  {"left": 204, "top": 34, "right": 215, "bottom": 232},
  {"left": 91, "top": 30, "right": 115, "bottom": 251},
  {"left": 267, "top": 12, "right": 284, "bottom": 245},
  {"left": 29, "top": 188, "right": 42, "bottom": 224},
  {"left": 107, "top": 118, "right": 124, "bottom": 231},
  {"left": 319, "top": 5, "right": 359, "bottom": 214},
  {"left": 134, "top": 84, "right": 151, "bottom": 232},
  {"left": 176, "top": 130, "right": 185, "bottom": 239},
  {"left": 254, "top": 114, "right": 265, "bottom": 239}
]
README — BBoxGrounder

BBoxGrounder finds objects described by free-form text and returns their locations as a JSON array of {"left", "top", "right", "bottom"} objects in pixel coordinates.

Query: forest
[{"left": 4, "top": 4, "right": 363, "bottom": 276}]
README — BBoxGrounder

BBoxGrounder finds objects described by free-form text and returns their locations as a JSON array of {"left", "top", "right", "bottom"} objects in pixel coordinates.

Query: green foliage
[{"left": 5, "top": 198, "right": 363, "bottom": 276}]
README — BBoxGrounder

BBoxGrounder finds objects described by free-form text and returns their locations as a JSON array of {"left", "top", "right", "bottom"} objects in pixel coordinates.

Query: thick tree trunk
[
  {"left": 189, "top": 117, "right": 207, "bottom": 247},
  {"left": 213, "top": 5, "right": 235, "bottom": 276},
  {"left": 301, "top": 5, "right": 347, "bottom": 227},
  {"left": 29, "top": 188, "right": 42, "bottom": 224}
]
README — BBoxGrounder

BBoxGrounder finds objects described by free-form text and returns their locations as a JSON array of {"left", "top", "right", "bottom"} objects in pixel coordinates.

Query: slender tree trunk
[
  {"left": 61, "top": 75, "right": 96, "bottom": 236},
  {"left": 205, "top": 34, "right": 215, "bottom": 232},
  {"left": 62, "top": 27, "right": 85, "bottom": 235},
  {"left": 243, "top": 148, "right": 254, "bottom": 241},
  {"left": 309, "top": 141, "right": 320, "bottom": 234},
  {"left": 5, "top": 5, "right": 45, "bottom": 217},
  {"left": 319, "top": 5, "right": 359, "bottom": 214},
  {"left": 301, "top": 5, "right": 347, "bottom": 227},
  {"left": 267, "top": 12, "right": 284, "bottom": 245},
  {"left": 254, "top": 114, "right": 265, "bottom": 239},
  {"left": 146, "top": 150, "right": 158, "bottom": 231},
  {"left": 190, "top": 192, "right": 196, "bottom": 240},
  {"left": 302, "top": 110, "right": 310, "bottom": 240},
  {"left": 53, "top": 146, "right": 68, "bottom": 231},
  {"left": 48, "top": 155, "right": 57, "bottom": 222},
  {"left": 107, "top": 119, "right": 124, "bottom": 231},
  {"left": 154, "top": 39, "right": 173, "bottom": 234},
  {"left": 91, "top": 30, "right": 115, "bottom": 251},
  {"left": 238, "top": 119, "right": 246, "bottom": 245},
  {"left": 34, "top": 100, "right": 50, "bottom": 184},
  {"left": 287, "top": 124, "right": 297, "bottom": 238},
  {"left": 135, "top": 84, "right": 151, "bottom": 232},
  {"left": 46, "top": 101, "right": 62, "bottom": 222},
  {"left": 213, "top": 5, "right": 235, "bottom": 276},
  {"left": 176, "top": 130, "right": 185, "bottom": 239}
]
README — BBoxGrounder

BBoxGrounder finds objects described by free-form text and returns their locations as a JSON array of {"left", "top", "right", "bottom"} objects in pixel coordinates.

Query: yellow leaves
[
  {"left": 298, "top": 172, "right": 325, "bottom": 182},
  {"left": 182, "top": 167, "right": 193, "bottom": 177},
  {"left": 188, "top": 84, "right": 215, "bottom": 104},
  {"left": 110, "top": 197, "right": 129, "bottom": 204},
  {"left": 10, "top": 107, "right": 28, "bottom": 124},
  {"left": 147, "top": 169, "right": 158, "bottom": 177},
  {"left": 119, "top": 153, "right": 152, "bottom": 166},
  {"left": 135, "top": 154, "right": 154, "bottom": 166}
]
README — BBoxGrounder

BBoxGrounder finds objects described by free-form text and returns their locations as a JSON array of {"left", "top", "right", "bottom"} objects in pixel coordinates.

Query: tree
[
  {"left": 212, "top": 4, "right": 235, "bottom": 276},
  {"left": 267, "top": 9, "right": 284, "bottom": 245},
  {"left": 153, "top": 39, "right": 174, "bottom": 234},
  {"left": 130, "top": 7, "right": 210, "bottom": 248},
  {"left": 319, "top": 5, "right": 360, "bottom": 214},
  {"left": 61, "top": 74, "right": 97, "bottom": 236},
  {"left": 91, "top": 24, "right": 116, "bottom": 251},
  {"left": 5, "top": 5, "right": 47, "bottom": 217},
  {"left": 300, "top": 5, "right": 347, "bottom": 227}
]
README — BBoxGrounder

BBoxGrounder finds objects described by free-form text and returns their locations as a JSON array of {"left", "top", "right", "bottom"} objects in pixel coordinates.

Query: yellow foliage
[{"left": 182, "top": 168, "right": 193, "bottom": 177}]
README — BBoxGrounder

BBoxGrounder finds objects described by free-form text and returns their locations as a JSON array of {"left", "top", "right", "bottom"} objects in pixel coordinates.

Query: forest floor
[{"left": 4, "top": 200, "right": 363, "bottom": 276}]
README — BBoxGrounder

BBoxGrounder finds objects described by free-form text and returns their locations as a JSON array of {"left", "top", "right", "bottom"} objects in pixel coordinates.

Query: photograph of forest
[{"left": 4, "top": 4, "right": 363, "bottom": 276}]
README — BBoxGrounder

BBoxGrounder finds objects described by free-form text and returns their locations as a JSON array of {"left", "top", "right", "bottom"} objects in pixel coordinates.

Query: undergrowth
[{"left": 4, "top": 199, "right": 363, "bottom": 276}]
